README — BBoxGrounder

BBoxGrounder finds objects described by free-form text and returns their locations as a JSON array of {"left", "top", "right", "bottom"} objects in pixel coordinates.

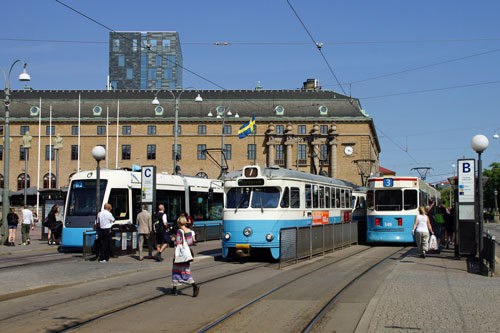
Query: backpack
[{"left": 153, "top": 212, "right": 165, "bottom": 234}]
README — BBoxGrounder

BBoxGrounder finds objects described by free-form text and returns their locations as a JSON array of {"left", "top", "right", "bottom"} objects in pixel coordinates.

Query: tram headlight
[
  {"left": 224, "top": 232, "right": 231, "bottom": 240},
  {"left": 243, "top": 227, "right": 253, "bottom": 237},
  {"left": 266, "top": 233, "right": 274, "bottom": 241}
]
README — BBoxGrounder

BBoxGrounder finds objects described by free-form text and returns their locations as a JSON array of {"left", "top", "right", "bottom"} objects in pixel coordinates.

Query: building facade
[
  {"left": 0, "top": 89, "right": 380, "bottom": 192},
  {"left": 109, "top": 31, "right": 183, "bottom": 90}
]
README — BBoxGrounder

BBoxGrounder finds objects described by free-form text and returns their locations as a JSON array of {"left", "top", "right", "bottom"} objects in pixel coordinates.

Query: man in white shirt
[
  {"left": 98, "top": 203, "right": 115, "bottom": 262},
  {"left": 21, "top": 205, "right": 34, "bottom": 245}
]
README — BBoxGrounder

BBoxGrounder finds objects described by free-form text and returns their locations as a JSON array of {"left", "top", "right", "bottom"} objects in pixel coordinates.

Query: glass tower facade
[{"left": 109, "top": 31, "right": 183, "bottom": 90}]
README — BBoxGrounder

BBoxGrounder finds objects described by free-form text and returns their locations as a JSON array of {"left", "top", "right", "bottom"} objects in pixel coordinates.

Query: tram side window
[
  {"left": 157, "top": 190, "right": 184, "bottom": 222},
  {"left": 325, "top": 187, "right": 330, "bottom": 208},
  {"left": 190, "top": 192, "right": 209, "bottom": 221},
  {"left": 336, "top": 188, "right": 340, "bottom": 208},
  {"left": 356, "top": 196, "right": 366, "bottom": 209},
  {"left": 404, "top": 189, "right": 418, "bottom": 210},
  {"left": 331, "top": 187, "right": 336, "bottom": 208},
  {"left": 313, "top": 185, "right": 319, "bottom": 208},
  {"left": 367, "top": 190, "right": 374, "bottom": 210},
  {"left": 319, "top": 186, "right": 325, "bottom": 208},
  {"left": 108, "top": 188, "right": 129, "bottom": 220},
  {"left": 305, "top": 184, "right": 312, "bottom": 208},
  {"left": 345, "top": 190, "right": 351, "bottom": 208},
  {"left": 339, "top": 189, "right": 344, "bottom": 208},
  {"left": 290, "top": 187, "right": 300, "bottom": 208},
  {"left": 280, "top": 187, "right": 290, "bottom": 208}
]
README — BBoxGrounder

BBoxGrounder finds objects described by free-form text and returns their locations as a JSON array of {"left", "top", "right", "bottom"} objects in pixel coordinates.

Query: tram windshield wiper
[
  {"left": 235, "top": 195, "right": 247, "bottom": 213},
  {"left": 259, "top": 196, "right": 264, "bottom": 213}
]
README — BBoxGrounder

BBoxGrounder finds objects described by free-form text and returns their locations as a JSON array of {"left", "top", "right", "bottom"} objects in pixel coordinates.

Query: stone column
[{"left": 328, "top": 124, "right": 338, "bottom": 178}]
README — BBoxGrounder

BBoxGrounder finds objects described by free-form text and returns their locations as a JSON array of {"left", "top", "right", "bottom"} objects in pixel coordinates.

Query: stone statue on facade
[
  {"left": 22, "top": 131, "right": 33, "bottom": 148},
  {"left": 54, "top": 133, "right": 63, "bottom": 150}
]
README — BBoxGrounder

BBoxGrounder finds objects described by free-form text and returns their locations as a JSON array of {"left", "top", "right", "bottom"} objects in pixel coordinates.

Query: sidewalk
[
  {"left": 0, "top": 224, "right": 57, "bottom": 256},
  {"left": 357, "top": 246, "right": 500, "bottom": 332}
]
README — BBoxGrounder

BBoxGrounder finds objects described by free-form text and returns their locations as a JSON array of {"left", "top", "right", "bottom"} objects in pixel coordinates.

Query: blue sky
[{"left": 2, "top": 0, "right": 500, "bottom": 183}]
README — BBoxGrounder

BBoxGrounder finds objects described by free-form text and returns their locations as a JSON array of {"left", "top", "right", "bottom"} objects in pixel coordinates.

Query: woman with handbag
[
  {"left": 412, "top": 206, "right": 435, "bottom": 258},
  {"left": 171, "top": 216, "right": 199, "bottom": 297}
]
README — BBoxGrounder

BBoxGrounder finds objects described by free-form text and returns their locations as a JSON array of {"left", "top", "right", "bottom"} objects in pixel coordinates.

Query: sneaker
[{"left": 99, "top": 259, "right": 108, "bottom": 263}]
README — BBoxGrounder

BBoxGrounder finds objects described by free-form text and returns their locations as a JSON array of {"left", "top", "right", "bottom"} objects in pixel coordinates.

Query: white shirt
[
  {"left": 99, "top": 209, "right": 115, "bottom": 229},
  {"left": 415, "top": 214, "right": 429, "bottom": 233},
  {"left": 21, "top": 209, "right": 34, "bottom": 225}
]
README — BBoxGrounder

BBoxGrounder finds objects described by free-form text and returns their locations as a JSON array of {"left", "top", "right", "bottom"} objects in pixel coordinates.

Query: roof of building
[{"left": 379, "top": 166, "right": 396, "bottom": 175}]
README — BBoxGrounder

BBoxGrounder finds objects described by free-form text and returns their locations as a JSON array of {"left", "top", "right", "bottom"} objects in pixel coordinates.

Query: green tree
[{"left": 483, "top": 162, "right": 500, "bottom": 212}]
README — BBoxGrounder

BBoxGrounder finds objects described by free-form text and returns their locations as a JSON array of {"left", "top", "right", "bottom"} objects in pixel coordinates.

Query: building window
[
  {"left": 113, "top": 39, "right": 120, "bottom": 52},
  {"left": 198, "top": 125, "right": 206, "bottom": 135},
  {"left": 132, "top": 39, "right": 138, "bottom": 52},
  {"left": 173, "top": 125, "right": 181, "bottom": 135},
  {"left": 46, "top": 126, "right": 55, "bottom": 136},
  {"left": 149, "top": 39, "right": 157, "bottom": 51},
  {"left": 118, "top": 55, "right": 125, "bottom": 67},
  {"left": 320, "top": 144, "right": 328, "bottom": 164},
  {"left": 0, "top": 146, "right": 3, "bottom": 160},
  {"left": 197, "top": 144, "right": 206, "bottom": 160},
  {"left": 172, "top": 144, "right": 181, "bottom": 160},
  {"left": 248, "top": 144, "right": 256, "bottom": 160},
  {"left": 147, "top": 144, "right": 156, "bottom": 160},
  {"left": 71, "top": 145, "right": 78, "bottom": 160},
  {"left": 320, "top": 125, "right": 328, "bottom": 134},
  {"left": 17, "top": 173, "right": 31, "bottom": 190},
  {"left": 0, "top": 174, "right": 3, "bottom": 188},
  {"left": 149, "top": 68, "right": 156, "bottom": 79},
  {"left": 110, "top": 81, "right": 118, "bottom": 90},
  {"left": 298, "top": 144, "right": 307, "bottom": 161},
  {"left": 97, "top": 126, "right": 106, "bottom": 135},
  {"left": 276, "top": 145, "right": 284, "bottom": 165},
  {"left": 20, "top": 146, "right": 28, "bottom": 161},
  {"left": 20, "top": 126, "right": 29, "bottom": 135},
  {"left": 122, "top": 145, "right": 131, "bottom": 160},
  {"left": 164, "top": 68, "right": 173, "bottom": 80},
  {"left": 72, "top": 126, "right": 79, "bottom": 135},
  {"left": 43, "top": 173, "right": 56, "bottom": 189},
  {"left": 163, "top": 39, "right": 171, "bottom": 50},
  {"left": 223, "top": 125, "right": 231, "bottom": 134},
  {"left": 298, "top": 125, "right": 306, "bottom": 134},
  {"left": 126, "top": 68, "right": 133, "bottom": 80},
  {"left": 167, "top": 55, "right": 176, "bottom": 65},
  {"left": 156, "top": 55, "right": 162, "bottom": 67},
  {"left": 0, "top": 126, "right": 3, "bottom": 135},
  {"left": 276, "top": 125, "right": 284, "bottom": 134},
  {"left": 224, "top": 144, "right": 232, "bottom": 160},
  {"left": 45, "top": 145, "right": 54, "bottom": 161},
  {"left": 122, "top": 126, "right": 131, "bottom": 135},
  {"left": 155, "top": 80, "right": 161, "bottom": 89},
  {"left": 148, "top": 125, "right": 156, "bottom": 135}
]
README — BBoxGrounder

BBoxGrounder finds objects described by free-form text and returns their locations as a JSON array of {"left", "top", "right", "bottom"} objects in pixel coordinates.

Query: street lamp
[
  {"left": 494, "top": 189, "right": 498, "bottom": 223},
  {"left": 493, "top": 128, "right": 499, "bottom": 140},
  {"left": 92, "top": 146, "right": 106, "bottom": 219},
  {"left": 152, "top": 88, "right": 202, "bottom": 175},
  {"left": 1, "top": 60, "right": 31, "bottom": 244},
  {"left": 471, "top": 134, "right": 489, "bottom": 272},
  {"left": 208, "top": 106, "right": 239, "bottom": 175},
  {"left": 450, "top": 164, "right": 456, "bottom": 207}
]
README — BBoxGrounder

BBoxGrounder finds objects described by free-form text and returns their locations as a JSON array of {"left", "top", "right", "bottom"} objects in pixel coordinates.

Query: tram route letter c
[{"left": 144, "top": 168, "right": 152, "bottom": 177}]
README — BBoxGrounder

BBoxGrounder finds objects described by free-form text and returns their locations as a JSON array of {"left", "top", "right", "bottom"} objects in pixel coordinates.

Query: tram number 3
[{"left": 383, "top": 179, "right": 394, "bottom": 187}]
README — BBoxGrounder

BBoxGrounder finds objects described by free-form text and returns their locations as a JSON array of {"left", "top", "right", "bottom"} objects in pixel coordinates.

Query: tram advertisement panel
[{"left": 312, "top": 211, "right": 329, "bottom": 224}]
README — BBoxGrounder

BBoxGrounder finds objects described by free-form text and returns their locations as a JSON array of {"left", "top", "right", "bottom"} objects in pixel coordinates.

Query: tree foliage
[{"left": 483, "top": 162, "right": 500, "bottom": 211}]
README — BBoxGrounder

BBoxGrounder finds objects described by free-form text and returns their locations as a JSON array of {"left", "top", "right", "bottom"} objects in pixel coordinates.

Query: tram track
[
  {"left": 0, "top": 252, "right": 72, "bottom": 270},
  {"left": 197, "top": 246, "right": 404, "bottom": 333}
]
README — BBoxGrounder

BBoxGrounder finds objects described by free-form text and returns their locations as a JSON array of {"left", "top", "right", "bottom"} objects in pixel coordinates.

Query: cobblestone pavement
[{"left": 358, "top": 247, "right": 500, "bottom": 332}]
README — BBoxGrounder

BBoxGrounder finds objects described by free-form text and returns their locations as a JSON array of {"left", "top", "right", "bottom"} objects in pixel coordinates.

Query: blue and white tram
[
  {"left": 62, "top": 169, "right": 223, "bottom": 249},
  {"left": 366, "top": 176, "right": 440, "bottom": 243},
  {"left": 222, "top": 165, "right": 354, "bottom": 259}
]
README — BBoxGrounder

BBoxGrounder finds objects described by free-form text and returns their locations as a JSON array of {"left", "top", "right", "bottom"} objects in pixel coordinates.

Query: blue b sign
[{"left": 383, "top": 178, "right": 394, "bottom": 187}]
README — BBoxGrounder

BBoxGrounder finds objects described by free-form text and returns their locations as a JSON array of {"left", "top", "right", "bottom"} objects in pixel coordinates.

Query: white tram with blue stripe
[
  {"left": 366, "top": 176, "right": 440, "bottom": 243},
  {"left": 222, "top": 165, "right": 354, "bottom": 259},
  {"left": 62, "top": 169, "right": 223, "bottom": 249}
]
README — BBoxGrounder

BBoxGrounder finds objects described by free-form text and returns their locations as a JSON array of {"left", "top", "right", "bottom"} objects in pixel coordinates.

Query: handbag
[
  {"left": 174, "top": 229, "right": 193, "bottom": 263},
  {"left": 429, "top": 235, "right": 438, "bottom": 250}
]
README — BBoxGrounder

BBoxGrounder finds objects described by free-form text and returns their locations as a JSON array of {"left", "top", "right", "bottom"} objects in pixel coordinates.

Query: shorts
[
  {"left": 156, "top": 230, "right": 171, "bottom": 245},
  {"left": 8, "top": 225, "right": 17, "bottom": 230}
]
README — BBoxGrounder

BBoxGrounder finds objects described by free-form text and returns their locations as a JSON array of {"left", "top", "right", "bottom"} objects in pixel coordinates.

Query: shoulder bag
[{"left": 174, "top": 229, "right": 194, "bottom": 263}]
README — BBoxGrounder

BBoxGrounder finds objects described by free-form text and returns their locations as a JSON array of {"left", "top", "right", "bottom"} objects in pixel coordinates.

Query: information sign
[
  {"left": 458, "top": 160, "right": 475, "bottom": 203},
  {"left": 141, "top": 166, "right": 156, "bottom": 203}
]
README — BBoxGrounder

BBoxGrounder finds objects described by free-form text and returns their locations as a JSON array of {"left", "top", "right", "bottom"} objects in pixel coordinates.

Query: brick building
[{"left": 0, "top": 88, "right": 380, "bottom": 192}]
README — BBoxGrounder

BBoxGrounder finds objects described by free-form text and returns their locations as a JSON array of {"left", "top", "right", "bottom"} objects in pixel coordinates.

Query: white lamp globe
[
  {"left": 92, "top": 145, "right": 106, "bottom": 161},
  {"left": 471, "top": 134, "right": 489, "bottom": 153}
]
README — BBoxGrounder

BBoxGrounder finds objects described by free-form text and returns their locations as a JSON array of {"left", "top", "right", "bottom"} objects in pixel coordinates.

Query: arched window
[
  {"left": 0, "top": 174, "right": 3, "bottom": 188},
  {"left": 17, "top": 173, "right": 31, "bottom": 190},
  {"left": 43, "top": 173, "right": 56, "bottom": 189}
]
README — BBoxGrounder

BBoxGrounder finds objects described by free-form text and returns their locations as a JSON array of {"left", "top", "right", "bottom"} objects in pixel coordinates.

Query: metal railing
[
  {"left": 279, "top": 221, "right": 358, "bottom": 268},
  {"left": 483, "top": 231, "right": 496, "bottom": 276},
  {"left": 192, "top": 223, "right": 223, "bottom": 242}
]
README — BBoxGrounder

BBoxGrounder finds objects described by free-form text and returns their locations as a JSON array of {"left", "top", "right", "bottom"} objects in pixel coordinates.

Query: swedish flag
[{"left": 238, "top": 116, "right": 256, "bottom": 139}]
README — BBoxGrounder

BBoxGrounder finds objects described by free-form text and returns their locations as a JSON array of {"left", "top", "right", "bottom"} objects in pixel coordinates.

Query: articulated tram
[
  {"left": 62, "top": 169, "right": 223, "bottom": 249},
  {"left": 366, "top": 176, "right": 440, "bottom": 243},
  {"left": 222, "top": 165, "right": 355, "bottom": 259}
]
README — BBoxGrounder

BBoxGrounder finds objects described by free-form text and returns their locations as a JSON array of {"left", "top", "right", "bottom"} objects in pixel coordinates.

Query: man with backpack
[{"left": 153, "top": 204, "right": 169, "bottom": 261}]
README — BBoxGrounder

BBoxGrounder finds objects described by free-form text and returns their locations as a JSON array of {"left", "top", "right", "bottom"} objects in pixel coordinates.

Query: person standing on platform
[
  {"left": 98, "top": 203, "right": 115, "bottom": 263},
  {"left": 21, "top": 205, "right": 34, "bottom": 245},
  {"left": 137, "top": 204, "right": 153, "bottom": 261},
  {"left": 7, "top": 208, "right": 19, "bottom": 246},
  {"left": 154, "top": 204, "right": 169, "bottom": 262},
  {"left": 412, "top": 206, "right": 435, "bottom": 258}
]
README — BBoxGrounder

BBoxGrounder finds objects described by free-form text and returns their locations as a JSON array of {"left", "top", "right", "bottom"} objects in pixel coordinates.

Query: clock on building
[{"left": 344, "top": 146, "right": 354, "bottom": 156}]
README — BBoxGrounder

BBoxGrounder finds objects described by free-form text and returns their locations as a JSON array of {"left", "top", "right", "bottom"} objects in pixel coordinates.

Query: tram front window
[
  {"left": 375, "top": 189, "right": 402, "bottom": 211},
  {"left": 226, "top": 187, "right": 251, "bottom": 209},
  {"left": 67, "top": 179, "right": 107, "bottom": 217},
  {"left": 251, "top": 187, "right": 280, "bottom": 209}
]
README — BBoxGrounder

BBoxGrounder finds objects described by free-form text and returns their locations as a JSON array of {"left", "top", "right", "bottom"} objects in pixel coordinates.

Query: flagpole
[
  {"left": 115, "top": 100, "right": 119, "bottom": 169},
  {"left": 253, "top": 122, "right": 256, "bottom": 165},
  {"left": 49, "top": 105, "right": 52, "bottom": 189},
  {"left": 77, "top": 94, "right": 81, "bottom": 172},
  {"left": 106, "top": 106, "right": 109, "bottom": 169},
  {"left": 36, "top": 97, "right": 42, "bottom": 217}
]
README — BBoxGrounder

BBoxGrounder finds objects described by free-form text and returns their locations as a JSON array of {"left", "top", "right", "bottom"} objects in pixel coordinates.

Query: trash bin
[{"left": 111, "top": 224, "right": 124, "bottom": 257}]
